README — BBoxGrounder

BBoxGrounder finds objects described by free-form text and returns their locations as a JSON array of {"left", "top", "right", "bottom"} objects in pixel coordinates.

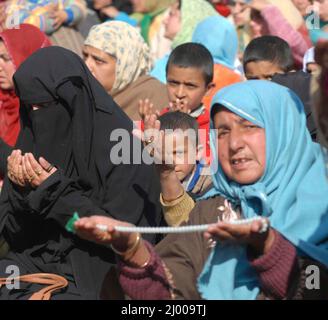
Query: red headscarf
[{"left": 0, "top": 24, "right": 51, "bottom": 146}]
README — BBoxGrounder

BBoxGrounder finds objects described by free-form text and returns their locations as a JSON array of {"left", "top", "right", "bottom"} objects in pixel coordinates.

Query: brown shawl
[{"left": 112, "top": 75, "right": 169, "bottom": 121}]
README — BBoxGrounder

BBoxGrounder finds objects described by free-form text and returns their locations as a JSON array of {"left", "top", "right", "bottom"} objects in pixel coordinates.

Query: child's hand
[
  {"left": 138, "top": 99, "right": 160, "bottom": 121},
  {"left": 169, "top": 99, "right": 191, "bottom": 114},
  {"left": 49, "top": 9, "right": 68, "bottom": 29}
]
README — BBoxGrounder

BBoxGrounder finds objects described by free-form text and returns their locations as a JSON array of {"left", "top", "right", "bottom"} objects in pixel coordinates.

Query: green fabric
[
  {"left": 140, "top": 13, "right": 154, "bottom": 43},
  {"left": 65, "top": 212, "right": 80, "bottom": 234},
  {"left": 172, "top": 0, "right": 218, "bottom": 49},
  {"left": 139, "top": 0, "right": 175, "bottom": 44}
]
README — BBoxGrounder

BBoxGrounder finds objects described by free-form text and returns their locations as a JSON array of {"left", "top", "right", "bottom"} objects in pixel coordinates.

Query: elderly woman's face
[
  {"left": 0, "top": 41, "right": 15, "bottom": 90},
  {"left": 82, "top": 45, "right": 116, "bottom": 93},
  {"left": 214, "top": 107, "right": 266, "bottom": 185}
]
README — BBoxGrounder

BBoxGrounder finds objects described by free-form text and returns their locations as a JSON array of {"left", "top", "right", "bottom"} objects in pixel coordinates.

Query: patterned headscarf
[
  {"left": 84, "top": 21, "right": 153, "bottom": 95},
  {"left": 172, "top": 0, "right": 218, "bottom": 49}
]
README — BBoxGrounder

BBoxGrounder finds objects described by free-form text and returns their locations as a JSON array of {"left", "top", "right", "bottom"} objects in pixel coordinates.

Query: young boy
[
  {"left": 242, "top": 35, "right": 318, "bottom": 140},
  {"left": 139, "top": 42, "right": 215, "bottom": 158},
  {"left": 243, "top": 35, "right": 294, "bottom": 80},
  {"left": 141, "top": 111, "right": 212, "bottom": 227}
]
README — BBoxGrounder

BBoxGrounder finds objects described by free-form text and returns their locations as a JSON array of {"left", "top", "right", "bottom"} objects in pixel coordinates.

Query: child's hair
[
  {"left": 159, "top": 111, "right": 199, "bottom": 145},
  {"left": 243, "top": 36, "right": 294, "bottom": 72},
  {"left": 166, "top": 43, "right": 214, "bottom": 85}
]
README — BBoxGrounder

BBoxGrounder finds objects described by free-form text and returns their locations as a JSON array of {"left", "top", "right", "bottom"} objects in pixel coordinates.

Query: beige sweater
[{"left": 113, "top": 75, "right": 169, "bottom": 121}]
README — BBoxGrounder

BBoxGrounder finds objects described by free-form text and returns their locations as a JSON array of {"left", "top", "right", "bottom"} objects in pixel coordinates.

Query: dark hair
[
  {"left": 243, "top": 36, "right": 294, "bottom": 72},
  {"left": 159, "top": 111, "right": 199, "bottom": 145},
  {"left": 166, "top": 43, "right": 214, "bottom": 85}
]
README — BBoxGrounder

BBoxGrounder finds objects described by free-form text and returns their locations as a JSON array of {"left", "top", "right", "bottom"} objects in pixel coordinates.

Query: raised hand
[
  {"left": 138, "top": 99, "right": 161, "bottom": 121},
  {"left": 7, "top": 150, "right": 25, "bottom": 187},
  {"left": 169, "top": 98, "right": 191, "bottom": 114},
  {"left": 21, "top": 153, "right": 57, "bottom": 188},
  {"left": 49, "top": 9, "right": 68, "bottom": 29}
]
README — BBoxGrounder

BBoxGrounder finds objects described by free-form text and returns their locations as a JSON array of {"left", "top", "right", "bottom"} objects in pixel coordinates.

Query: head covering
[
  {"left": 139, "top": 0, "right": 175, "bottom": 43},
  {"left": 303, "top": 47, "right": 315, "bottom": 73},
  {"left": 1, "top": 46, "right": 162, "bottom": 298},
  {"left": 197, "top": 80, "right": 328, "bottom": 299},
  {"left": 192, "top": 15, "right": 238, "bottom": 70},
  {"left": 0, "top": 23, "right": 51, "bottom": 146},
  {"left": 84, "top": 21, "right": 152, "bottom": 95},
  {"left": 144, "top": 0, "right": 174, "bottom": 13},
  {"left": 172, "top": 0, "right": 218, "bottom": 49}
]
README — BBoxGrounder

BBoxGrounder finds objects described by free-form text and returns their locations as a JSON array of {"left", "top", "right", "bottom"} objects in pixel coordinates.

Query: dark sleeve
[
  {"left": 0, "top": 139, "right": 12, "bottom": 178},
  {"left": 248, "top": 230, "right": 328, "bottom": 299},
  {"left": 8, "top": 162, "right": 162, "bottom": 244},
  {"left": 118, "top": 241, "right": 172, "bottom": 300}
]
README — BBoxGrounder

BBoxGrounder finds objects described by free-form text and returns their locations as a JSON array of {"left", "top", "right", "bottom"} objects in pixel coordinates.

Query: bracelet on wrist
[{"left": 110, "top": 233, "right": 141, "bottom": 260}]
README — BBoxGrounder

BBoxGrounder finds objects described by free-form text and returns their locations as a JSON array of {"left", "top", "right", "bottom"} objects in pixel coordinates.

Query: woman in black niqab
[{"left": 0, "top": 46, "right": 163, "bottom": 299}]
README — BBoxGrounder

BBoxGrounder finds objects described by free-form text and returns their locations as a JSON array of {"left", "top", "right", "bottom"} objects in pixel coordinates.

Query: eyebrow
[
  {"left": 82, "top": 51, "right": 107, "bottom": 63},
  {"left": 0, "top": 53, "right": 10, "bottom": 60},
  {"left": 216, "top": 118, "right": 253, "bottom": 130},
  {"left": 167, "top": 78, "right": 197, "bottom": 86}
]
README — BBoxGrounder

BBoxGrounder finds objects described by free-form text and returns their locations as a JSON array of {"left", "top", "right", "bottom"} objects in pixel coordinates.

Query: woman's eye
[{"left": 218, "top": 131, "right": 228, "bottom": 138}]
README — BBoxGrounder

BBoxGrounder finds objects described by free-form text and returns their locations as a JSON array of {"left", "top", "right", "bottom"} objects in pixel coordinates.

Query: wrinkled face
[
  {"left": 131, "top": 0, "right": 147, "bottom": 13},
  {"left": 0, "top": 41, "right": 15, "bottom": 90},
  {"left": 214, "top": 107, "right": 266, "bottom": 185},
  {"left": 166, "top": 65, "right": 212, "bottom": 111},
  {"left": 163, "top": 131, "right": 200, "bottom": 182},
  {"left": 163, "top": 2, "right": 181, "bottom": 40},
  {"left": 82, "top": 45, "right": 116, "bottom": 93},
  {"left": 228, "top": 0, "right": 251, "bottom": 27},
  {"left": 245, "top": 61, "right": 285, "bottom": 80}
]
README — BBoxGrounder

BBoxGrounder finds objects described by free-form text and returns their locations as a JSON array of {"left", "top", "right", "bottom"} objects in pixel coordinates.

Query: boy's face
[
  {"left": 163, "top": 131, "right": 201, "bottom": 182},
  {"left": 244, "top": 61, "right": 285, "bottom": 80},
  {"left": 166, "top": 65, "right": 213, "bottom": 111}
]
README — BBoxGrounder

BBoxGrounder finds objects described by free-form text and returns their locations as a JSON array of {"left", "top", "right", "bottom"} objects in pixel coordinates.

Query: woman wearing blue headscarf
[
  {"left": 192, "top": 15, "right": 242, "bottom": 110},
  {"left": 74, "top": 80, "right": 328, "bottom": 300}
]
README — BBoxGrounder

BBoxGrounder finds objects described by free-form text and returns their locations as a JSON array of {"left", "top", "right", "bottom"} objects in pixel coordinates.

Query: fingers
[
  {"left": 169, "top": 99, "right": 190, "bottom": 114},
  {"left": 22, "top": 154, "right": 38, "bottom": 185},
  {"left": 206, "top": 223, "right": 236, "bottom": 242},
  {"left": 22, "top": 154, "right": 56, "bottom": 188},
  {"left": 205, "top": 218, "right": 270, "bottom": 245},
  {"left": 138, "top": 99, "right": 155, "bottom": 120},
  {"left": 132, "top": 128, "right": 144, "bottom": 142},
  {"left": 10, "top": 150, "right": 25, "bottom": 186},
  {"left": 39, "top": 157, "right": 56, "bottom": 174}
]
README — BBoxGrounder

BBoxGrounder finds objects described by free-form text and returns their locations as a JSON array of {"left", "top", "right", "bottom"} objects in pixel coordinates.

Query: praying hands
[{"left": 7, "top": 150, "right": 57, "bottom": 188}]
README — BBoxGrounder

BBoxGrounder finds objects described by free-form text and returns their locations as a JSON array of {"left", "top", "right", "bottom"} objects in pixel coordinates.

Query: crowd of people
[{"left": 0, "top": 0, "right": 328, "bottom": 300}]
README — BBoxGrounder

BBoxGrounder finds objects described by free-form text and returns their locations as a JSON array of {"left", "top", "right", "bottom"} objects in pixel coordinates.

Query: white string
[{"left": 95, "top": 216, "right": 268, "bottom": 234}]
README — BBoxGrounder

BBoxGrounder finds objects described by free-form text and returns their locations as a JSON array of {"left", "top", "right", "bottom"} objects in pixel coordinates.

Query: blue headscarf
[
  {"left": 192, "top": 15, "right": 238, "bottom": 70},
  {"left": 197, "top": 80, "right": 328, "bottom": 300}
]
